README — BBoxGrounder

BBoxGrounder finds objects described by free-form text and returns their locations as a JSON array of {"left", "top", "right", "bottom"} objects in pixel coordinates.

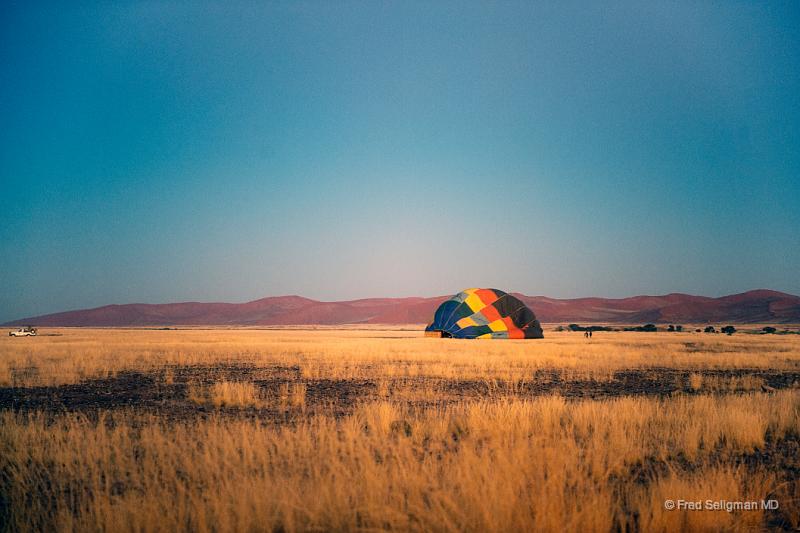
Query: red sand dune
[{"left": 5, "top": 289, "right": 800, "bottom": 327}]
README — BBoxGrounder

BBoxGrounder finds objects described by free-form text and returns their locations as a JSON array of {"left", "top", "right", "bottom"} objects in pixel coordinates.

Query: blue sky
[{"left": 1, "top": 1, "right": 799, "bottom": 322}]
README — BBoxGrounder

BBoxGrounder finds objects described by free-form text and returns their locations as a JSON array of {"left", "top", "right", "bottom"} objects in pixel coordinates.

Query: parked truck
[{"left": 9, "top": 326, "right": 37, "bottom": 337}]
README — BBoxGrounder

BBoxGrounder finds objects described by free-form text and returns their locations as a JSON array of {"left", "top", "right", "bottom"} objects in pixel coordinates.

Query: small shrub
[{"left": 624, "top": 324, "right": 658, "bottom": 332}]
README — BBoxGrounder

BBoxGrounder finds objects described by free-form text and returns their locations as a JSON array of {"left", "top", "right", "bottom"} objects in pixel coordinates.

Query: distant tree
[
  {"left": 695, "top": 329, "right": 702, "bottom": 333},
  {"left": 676, "top": 325, "right": 683, "bottom": 332},
  {"left": 762, "top": 326, "right": 776, "bottom": 334},
  {"left": 554, "top": 325, "right": 565, "bottom": 332},
  {"left": 721, "top": 325, "right": 736, "bottom": 335},
  {"left": 704, "top": 326, "right": 716, "bottom": 333},
  {"left": 623, "top": 324, "right": 658, "bottom": 332},
  {"left": 667, "top": 325, "right": 675, "bottom": 332},
  {"left": 568, "top": 324, "right": 583, "bottom": 332}
]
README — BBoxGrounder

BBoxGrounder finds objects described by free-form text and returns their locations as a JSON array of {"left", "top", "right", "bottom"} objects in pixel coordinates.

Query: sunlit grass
[
  {"left": 1, "top": 392, "right": 797, "bottom": 532},
  {"left": 1, "top": 328, "right": 799, "bottom": 531},
  {"left": 188, "top": 380, "right": 264, "bottom": 408},
  {"left": 1, "top": 328, "right": 799, "bottom": 388}
]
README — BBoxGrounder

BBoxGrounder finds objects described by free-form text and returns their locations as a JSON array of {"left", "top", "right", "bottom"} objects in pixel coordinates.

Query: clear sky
[{"left": 1, "top": 1, "right": 799, "bottom": 322}]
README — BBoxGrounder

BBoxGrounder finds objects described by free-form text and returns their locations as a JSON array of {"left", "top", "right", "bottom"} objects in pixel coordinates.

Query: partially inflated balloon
[{"left": 425, "top": 288, "right": 544, "bottom": 339}]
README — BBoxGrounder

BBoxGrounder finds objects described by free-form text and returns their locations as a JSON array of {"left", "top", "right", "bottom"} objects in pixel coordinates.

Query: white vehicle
[{"left": 9, "top": 326, "right": 37, "bottom": 337}]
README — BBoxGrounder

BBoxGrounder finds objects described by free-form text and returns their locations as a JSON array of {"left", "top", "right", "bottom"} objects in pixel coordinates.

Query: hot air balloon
[{"left": 425, "top": 288, "right": 544, "bottom": 339}]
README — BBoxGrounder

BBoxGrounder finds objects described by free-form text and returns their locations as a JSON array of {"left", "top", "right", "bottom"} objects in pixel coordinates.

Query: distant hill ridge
[{"left": 5, "top": 289, "right": 800, "bottom": 327}]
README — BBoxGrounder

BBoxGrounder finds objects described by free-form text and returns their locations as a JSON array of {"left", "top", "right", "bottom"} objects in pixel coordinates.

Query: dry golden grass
[
  {"left": 1, "top": 328, "right": 799, "bottom": 531},
  {"left": 1, "top": 392, "right": 797, "bottom": 532},
  {"left": 1, "top": 328, "right": 799, "bottom": 387},
  {"left": 634, "top": 467, "right": 775, "bottom": 532},
  {"left": 689, "top": 372, "right": 704, "bottom": 391},
  {"left": 687, "top": 372, "right": 768, "bottom": 393},
  {"left": 278, "top": 382, "right": 307, "bottom": 408},
  {"left": 188, "top": 380, "right": 265, "bottom": 408}
]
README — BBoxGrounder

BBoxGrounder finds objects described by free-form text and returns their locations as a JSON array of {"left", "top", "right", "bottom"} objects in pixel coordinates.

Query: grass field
[{"left": 1, "top": 328, "right": 799, "bottom": 532}]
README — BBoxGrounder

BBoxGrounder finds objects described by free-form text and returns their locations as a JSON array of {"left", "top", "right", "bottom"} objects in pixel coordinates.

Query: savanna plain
[{"left": 1, "top": 328, "right": 799, "bottom": 532}]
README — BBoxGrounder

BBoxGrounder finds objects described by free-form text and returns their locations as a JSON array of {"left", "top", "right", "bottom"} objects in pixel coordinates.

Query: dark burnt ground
[
  {"left": 1, "top": 366, "right": 799, "bottom": 422},
  {"left": 0, "top": 366, "right": 374, "bottom": 423}
]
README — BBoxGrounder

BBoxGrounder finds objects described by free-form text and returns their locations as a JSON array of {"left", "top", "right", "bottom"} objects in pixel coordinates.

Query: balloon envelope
[{"left": 425, "top": 288, "right": 544, "bottom": 339}]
